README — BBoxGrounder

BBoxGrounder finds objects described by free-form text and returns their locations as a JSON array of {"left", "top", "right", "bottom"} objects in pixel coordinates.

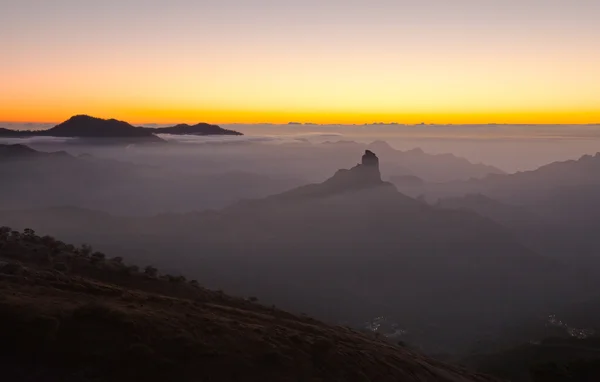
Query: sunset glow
[{"left": 2, "top": 0, "right": 600, "bottom": 124}]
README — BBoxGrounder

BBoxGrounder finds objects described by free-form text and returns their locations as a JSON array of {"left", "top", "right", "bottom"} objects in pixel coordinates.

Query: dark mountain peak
[
  {"left": 47, "top": 115, "right": 161, "bottom": 140},
  {"left": 362, "top": 149, "right": 379, "bottom": 167},
  {"left": 327, "top": 150, "right": 383, "bottom": 187},
  {"left": 269, "top": 151, "right": 396, "bottom": 201}
]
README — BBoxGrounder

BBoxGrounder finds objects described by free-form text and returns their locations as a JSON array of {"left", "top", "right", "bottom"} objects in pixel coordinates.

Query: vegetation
[{"left": 0, "top": 227, "right": 499, "bottom": 382}]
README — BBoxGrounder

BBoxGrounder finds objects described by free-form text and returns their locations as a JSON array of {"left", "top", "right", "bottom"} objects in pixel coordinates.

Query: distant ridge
[
  {"left": 0, "top": 143, "right": 72, "bottom": 160},
  {"left": 47, "top": 115, "right": 159, "bottom": 139},
  {"left": 145, "top": 123, "right": 242, "bottom": 136},
  {"left": 0, "top": 115, "right": 242, "bottom": 139}
]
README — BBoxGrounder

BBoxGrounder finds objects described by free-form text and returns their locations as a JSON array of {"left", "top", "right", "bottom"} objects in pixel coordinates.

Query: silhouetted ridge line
[
  {"left": 144, "top": 123, "right": 243, "bottom": 136},
  {"left": 0, "top": 115, "right": 242, "bottom": 139}
]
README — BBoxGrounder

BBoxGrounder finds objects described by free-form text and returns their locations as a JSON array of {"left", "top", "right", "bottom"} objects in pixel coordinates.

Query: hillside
[
  {"left": 0, "top": 227, "right": 500, "bottom": 382},
  {"left": 463, "top": 337, "right": 600, "bottom": 382}
]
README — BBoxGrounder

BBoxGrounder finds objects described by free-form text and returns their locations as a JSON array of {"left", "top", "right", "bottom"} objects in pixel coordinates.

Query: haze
[{"left": 4, "top": 1, "right": 600, "bottom": 381}]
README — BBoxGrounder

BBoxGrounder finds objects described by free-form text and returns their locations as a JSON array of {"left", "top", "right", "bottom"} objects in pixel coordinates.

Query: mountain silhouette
[
  {"left": 0, "top": 143, "right": 72, "bottom": 160},
  {"left": 0, "top": 115, "right": 242, "bottom": 140},
  {"left": 45, "top": 115, "right": 159, "bottom": 139},
  {"left": 144, "top": 123, "right": 242, "bottom": 136},
  {"left": 270, "top": 150, "right": 396, "bottom": 200}
]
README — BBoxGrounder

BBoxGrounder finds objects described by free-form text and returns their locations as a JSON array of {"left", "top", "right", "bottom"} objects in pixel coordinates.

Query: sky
[{"left": 2, "top": 0, "right": 600, "bottom": 124}]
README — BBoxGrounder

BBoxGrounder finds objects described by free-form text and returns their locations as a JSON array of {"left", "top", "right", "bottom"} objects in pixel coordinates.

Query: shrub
[
  {"left": 80, "top": 244, "right": 93, "bottom": 256},
  {"left": 54, "top": 262, "right": 69, "bottom": 272},
  {"left": 90, "top": 252, "right": 106, "bottom": 263},
  {"left": 1, "top": 262, "right": 25, "bottom": 275},
  {"left": 144, "top": 266, "right": 158, "bottom": 277}
]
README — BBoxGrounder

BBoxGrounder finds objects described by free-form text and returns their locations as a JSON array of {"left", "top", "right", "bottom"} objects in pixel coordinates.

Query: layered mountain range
[{"left": 0, "top": 150, "right": 584, "bottom": 353}]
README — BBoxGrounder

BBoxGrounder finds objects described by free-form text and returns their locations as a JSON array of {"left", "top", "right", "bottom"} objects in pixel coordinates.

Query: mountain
[
  {"left": 0, "top": 144, "right": 304, "bottom": 215},
  {"left": 0, "top": 143, "right": 72, "bottom": 161},
  {"left": 45, "top": 115, "right": 160, "bottom": 139},
  {"left": 367, "top": 141, "right": 505, "bottom": 182},
  {"left": 0, "top": 227, "right": 501, "bottom": 382},
  {"left": 0, "top": 127, "right": 32, "bottom": 137},
  {"left": 144, "top": 123, "right": 242, "bottom": 136},
  {"left": 0, "top": 116, "right": 242, "bottom": 140},
  {"left": 0, "top": 115, "right": 162, "bottom": 141},
  {"left": 0, "top": 151, "right": 581, "bottom": 353},
  {"left": 317, "top": 140, "right": 504, "bottom": 183},
  {"left": 412, "top": 153, "right": 600, "bottom": 272},
  {"left": 417, "top": 152, "right": 600, "bottom": 203}
]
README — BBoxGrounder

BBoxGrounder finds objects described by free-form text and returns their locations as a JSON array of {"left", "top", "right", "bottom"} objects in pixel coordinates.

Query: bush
[
  {"left": 91, "top": 252, "right": 106, "bottom": 263},
  {"left": 54, "top": 262, "right": 69, "bottom": 272},
  {"left": 0, "top": 262, "right": 25, "bottom": 275},
  {"left": 144, "top": 266, "right": 158, "bottom": 277},
  {"left": 80, "top": 244, "right": 93, "bottom": 257}
]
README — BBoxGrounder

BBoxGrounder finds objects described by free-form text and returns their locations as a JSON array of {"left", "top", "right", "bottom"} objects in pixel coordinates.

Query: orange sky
[{"left": 2, "top": 1, "right": 600, "bottom": 125}]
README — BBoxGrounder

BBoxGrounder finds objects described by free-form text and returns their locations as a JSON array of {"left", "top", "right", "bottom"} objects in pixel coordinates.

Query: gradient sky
[{"left": 2, "top": 0, "right": 600, "bottom": 124}]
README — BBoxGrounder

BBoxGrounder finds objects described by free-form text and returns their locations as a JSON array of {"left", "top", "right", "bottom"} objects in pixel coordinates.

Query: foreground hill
[
  {"left": 0, "top": 227, "right": 499, "bottom": 382},
  {"left": 0, "top": 151, "right": 580, "bottom": 353},
  {"left": 463, "top": 337, "right": 600, "bottom": 382}
]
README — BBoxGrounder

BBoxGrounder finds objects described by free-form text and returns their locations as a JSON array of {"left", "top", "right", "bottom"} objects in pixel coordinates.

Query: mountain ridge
[{"left": 0, "top": 115, "right": 242, "bottom": 140}]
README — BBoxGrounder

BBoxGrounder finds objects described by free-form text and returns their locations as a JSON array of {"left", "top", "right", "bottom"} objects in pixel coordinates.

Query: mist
[{"left": 3, "top": 122, "right": 600, "bottom": 359}]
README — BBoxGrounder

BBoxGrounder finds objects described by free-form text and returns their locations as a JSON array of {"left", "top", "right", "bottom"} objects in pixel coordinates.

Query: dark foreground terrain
[{"left": 0, "top": 227, "right": 499, "bottom": 382}]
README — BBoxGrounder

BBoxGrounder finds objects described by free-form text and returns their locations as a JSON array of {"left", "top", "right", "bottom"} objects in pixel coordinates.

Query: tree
[
  {"left": 144, "top": 265, "right": 158, "bottom": 277},
  {"left": 111, "top": 256, "right": 124, "bottom": 264},
  {"left": 23, "top": 228, "right": 36, "bottom": 237},
  {"left": 90, "top": 252, "right": 105, "bottom": 264},
  {"left": 80, "top": 244, "right": 93, "bottom": 257}
]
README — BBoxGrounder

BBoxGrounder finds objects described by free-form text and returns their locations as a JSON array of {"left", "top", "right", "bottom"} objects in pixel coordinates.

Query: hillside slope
[{"left": 0, "top": 227, "right": 500, "bottom": 382}]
